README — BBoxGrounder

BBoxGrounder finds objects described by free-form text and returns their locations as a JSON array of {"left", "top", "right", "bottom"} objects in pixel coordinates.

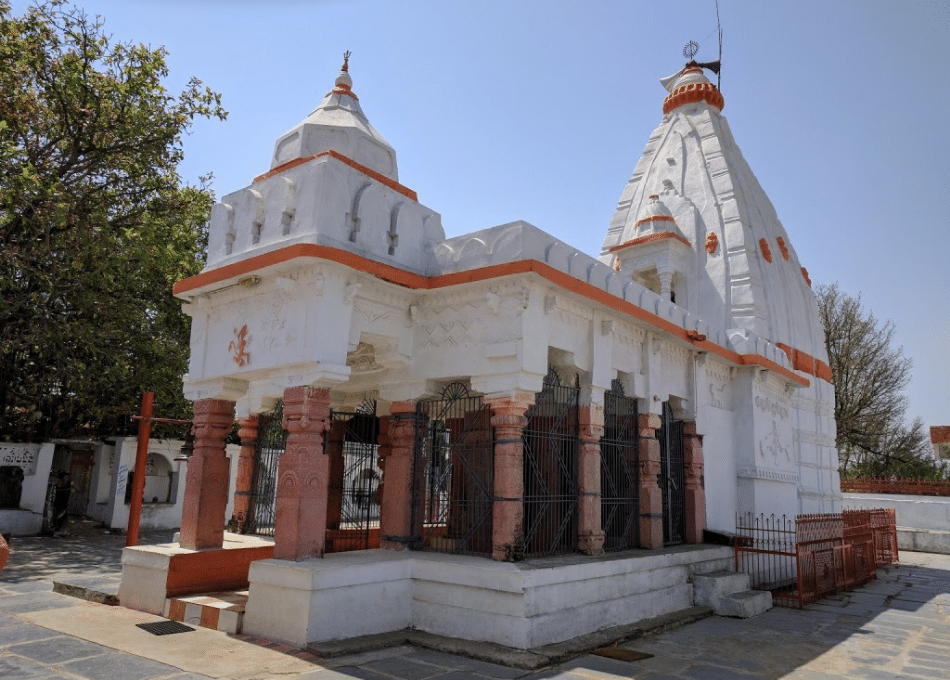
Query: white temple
[{"left": 120, "top": 56, "right": 840, "bottom": 650}]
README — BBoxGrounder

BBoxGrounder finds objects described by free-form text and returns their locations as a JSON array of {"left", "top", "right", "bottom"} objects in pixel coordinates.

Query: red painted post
[{"left": 126, "top": 391, "right": 154, "bottom": 547}]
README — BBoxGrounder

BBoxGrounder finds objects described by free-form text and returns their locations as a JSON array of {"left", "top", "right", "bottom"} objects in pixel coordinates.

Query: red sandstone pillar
[
  {"left": 487, "top": 395, "right": 532, "bottom": 561},
  {"left": 379, "top": 402, "right": 418, "bottom": 550},
  {"left": 375, "top": 415, "right": 391, "bottom": 518},
  {"left": 578, "top": 404, "right": 605, "bottom": 555},
  {"left": 180, "top": 398, "right": 235, "bottom": 550},
  {"left": 639, "top": 412, "right": 664, "bottom": 549},
  {"left": 230, "top": 416, "right": 258, "bottom": 533},
  {"left": 683, "top": 420, "right": 706, "bottom": 544},
  {"left": 273, "top": 386, "right": 331, "bottom": 561}
]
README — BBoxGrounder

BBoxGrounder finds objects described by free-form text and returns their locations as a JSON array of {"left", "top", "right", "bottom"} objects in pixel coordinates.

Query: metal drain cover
[
  {"left": 136, "top": 620, "right": 195, "bottom": 636},
  {"left": 592, "top": 646, "right": 654, "bottom": 662}
]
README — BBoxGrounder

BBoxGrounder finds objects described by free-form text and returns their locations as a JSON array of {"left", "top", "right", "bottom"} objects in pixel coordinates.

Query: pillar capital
[
  {"left": 237, "top": 415, "right": 259, "bottom": 443},
  {"left": 282, "top": 386, "right": 331, "bottom": 435}
]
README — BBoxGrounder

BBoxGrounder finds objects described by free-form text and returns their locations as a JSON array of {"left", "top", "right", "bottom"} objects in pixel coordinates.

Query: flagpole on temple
[
  {"left": 126, "top": 393, "right": 193, "bottom": 547},
  {"left": 126, "top": 392, "right": 153, "bottom": 547}
]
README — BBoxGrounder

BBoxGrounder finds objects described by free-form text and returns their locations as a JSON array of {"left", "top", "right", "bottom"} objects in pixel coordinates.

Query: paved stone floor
[{"left": 1, "top": 521, "right": 948, "bottom": 679}]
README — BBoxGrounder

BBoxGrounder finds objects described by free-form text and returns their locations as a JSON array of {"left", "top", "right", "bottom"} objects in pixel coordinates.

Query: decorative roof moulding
[{"left": 661, "top": 64, "right": 724, "bottom": 114}]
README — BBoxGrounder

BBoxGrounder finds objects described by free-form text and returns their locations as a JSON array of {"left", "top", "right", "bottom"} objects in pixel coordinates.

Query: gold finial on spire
[{"left": 342, "top": 50, "right": 352, "bottom": 72}]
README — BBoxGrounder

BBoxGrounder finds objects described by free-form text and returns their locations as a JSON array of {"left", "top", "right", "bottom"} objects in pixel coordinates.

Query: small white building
[{"left": 122, "top": 56, "right": 840, "bottom": 649}]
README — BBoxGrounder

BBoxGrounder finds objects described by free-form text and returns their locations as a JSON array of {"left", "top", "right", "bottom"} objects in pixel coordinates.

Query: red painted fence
[
  {"left": 735, "top": 509, "right": 898, "bottom": 608},
  {"left": 841, "top": 477, "right": 950, "bottom": 497}
]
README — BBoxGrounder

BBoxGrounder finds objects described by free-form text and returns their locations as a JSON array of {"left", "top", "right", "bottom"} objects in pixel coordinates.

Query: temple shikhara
[{"left": 120, "top": 55, "right": 841, "bottom": 648}]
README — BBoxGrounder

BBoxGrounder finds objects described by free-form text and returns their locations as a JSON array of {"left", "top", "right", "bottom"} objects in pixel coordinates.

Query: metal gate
[
  {"left": 601, "top": 380, "right": 639, "bottom": 551},
  {"left": 413, "top": 383, "right": 494, "bottom": 556},
  {"left": 658, "top": 401, "right": 685, "bottom": 546},
  {"left": 325, "top": 401, "right": 380, "bottom": 552},
  {"left": 244, "top": 402, "right": 286, "bottom": 536},
  {"left": 523, "top": 367, "right": 579, "bottom": 558}
]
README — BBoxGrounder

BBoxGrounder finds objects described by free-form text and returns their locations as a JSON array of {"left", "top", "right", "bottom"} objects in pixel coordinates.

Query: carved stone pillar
[
  {"left": 487, "top": 395, "right": 532, "bottom": 562},
  {"left": 639, "top": 412, "right": 664, "bottom": 549},
  {"left": 379, "top": 402, "right": 418, "bottom": 550},
  {"left": 180, "top": 398, "right": 235, "bottom": 550},
  {"left": 274, "top": 386, "right": 331, "bottom": 561},
  {"left": 578, "top": 404, "right": 605, "bottom": 555},
  {"left": 683, "top": 420, "right": 706, "bottom": 544},
  {"left": 230, "top": 415, "right": 259, "bottom": 533}
]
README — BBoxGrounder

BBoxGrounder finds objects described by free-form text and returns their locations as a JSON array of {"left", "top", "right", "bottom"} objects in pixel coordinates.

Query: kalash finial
[{"left": 333, "top": 50, "right": 355, "bottom": 97}]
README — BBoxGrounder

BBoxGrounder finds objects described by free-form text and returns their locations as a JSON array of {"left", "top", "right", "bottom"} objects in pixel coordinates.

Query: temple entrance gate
[
  {"left": 244, "top": 402, "right": 285, "bottom": 536},
  {"left": 325, "top": 401, "right": 380, "bottom": 552},
  {"left": 659, "top": 401, "right": 685, "bottom": 546},
  {"left": 601, "top": 380, "right": 640, "bottom": 551},
  {"left": 412, "top": 383, "right": 494, "bottom": 557},
  {"left": 522, "top": 368, "right": 580, "bottom": 558}
]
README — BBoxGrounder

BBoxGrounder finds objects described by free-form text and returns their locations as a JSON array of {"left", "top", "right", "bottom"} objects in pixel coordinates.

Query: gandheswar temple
[{"left": 119, "top": 54, "right": 840, "bottom": 648}]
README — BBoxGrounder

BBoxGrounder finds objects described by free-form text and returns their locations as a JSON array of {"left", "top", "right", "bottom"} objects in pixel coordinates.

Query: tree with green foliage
[
  {"left": 0, "top": 1, "right": 226, "bottom": 441},
  {"left": 815, "top": 283, "right": 941, "bottom": 479}
]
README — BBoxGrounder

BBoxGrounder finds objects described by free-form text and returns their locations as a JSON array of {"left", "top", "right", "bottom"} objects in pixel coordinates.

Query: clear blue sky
[{"left": 12, "top": 0, "right": 949, "bottom": 433}]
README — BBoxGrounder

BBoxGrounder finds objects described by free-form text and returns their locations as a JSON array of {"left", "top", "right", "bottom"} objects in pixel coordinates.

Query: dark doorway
[
  {"left": 244, "top": 402, "right": 286, "bottom": 536},
  {"left": 413, "top": 383, "right": 494, "bottom": 557},
  {"left": 522, "top": 367, "right": 579, "bottom": 558},
  {"left": 601, "top": 380, "right": 639, "bottom": 551},
  {"left": 658, "top": 401, "right": 685, "bottom": 546},
  {"left": 325, "top": 400, "right": 380, "bottom": 552}
]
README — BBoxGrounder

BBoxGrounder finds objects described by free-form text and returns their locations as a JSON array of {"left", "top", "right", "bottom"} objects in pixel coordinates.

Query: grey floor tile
[
  {"left": 901, "top": 666, "right": 950, "bottom": 679},
  {"left": 404, "top": 649, "right": 524, "bottom": 678},
  {"left": 0, "top": 623, "right": 62, "bottom": 646},
  {"left": 300, "top": 667, "right": 393, "bottom": 680},
  {"left": 0, "top": 582, "right": 52, "bottom": 594},
  {"left": 360, "top": 656, "right": 448, "bottom": 680},
  {"left": 0, "top": 653, "right": 52, "bottom": 680},
  {"left": 61, "top": 651, "right": 182, "bottom": 680},
  {"left": 558, "top": 654, "right": 651, "bottom": 678},
  {"left": 682, "top": 663, "right": 758, "bottom": 679},
  {"left": 8, "top": 635, "right": 109, "bottom": 664},
  {"left": 0, "top": 592, "right": 78, "bottom": 615}
]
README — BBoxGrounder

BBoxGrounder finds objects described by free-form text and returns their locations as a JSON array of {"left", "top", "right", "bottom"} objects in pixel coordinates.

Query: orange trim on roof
[
  {"left": 253, "top": 150, "right": 418, "bottom": 201},
  {"left": 609, "top": 231, "right": 691, "bottom": 253},
  {"left": 174, "top": 243, "right": 815, "bottom": 387},
  {"left": 634, "top": 214, "right": 676, "bottom": 228}
]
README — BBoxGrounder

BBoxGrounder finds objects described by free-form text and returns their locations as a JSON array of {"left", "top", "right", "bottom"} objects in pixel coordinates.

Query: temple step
[
  {"left": 691, "top": 570, "right": 773, "bottom": 618},
  {"left": 164, "top": 590, "right": 248, "bottom": 634}
]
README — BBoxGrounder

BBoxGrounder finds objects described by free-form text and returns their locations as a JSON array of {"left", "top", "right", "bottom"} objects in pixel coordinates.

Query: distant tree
[
  {"left": 0, "top": 1, "right": 226, "bottom": 441},
  {"left": 815, "top": 283, "right": 939, "bottom": 478}
]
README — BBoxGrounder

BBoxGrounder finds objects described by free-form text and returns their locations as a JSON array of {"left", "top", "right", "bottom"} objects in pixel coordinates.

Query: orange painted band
[
  {"left": 634, "top": 215, "right": 676, "bottom": 227},
  {"left": 253, "top": 150, "right": 418, "bottom": 201},
  {"left": 174, "top": 243, "right": 813, "bottom": 387},
  {"left": 609, "top": 231, "right": 691, "bottom": 252}
]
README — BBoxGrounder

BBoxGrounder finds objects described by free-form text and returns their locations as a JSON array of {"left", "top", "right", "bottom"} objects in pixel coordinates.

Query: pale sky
[{"left": 11, "top": 0, "right": 949, "bottom": 432}]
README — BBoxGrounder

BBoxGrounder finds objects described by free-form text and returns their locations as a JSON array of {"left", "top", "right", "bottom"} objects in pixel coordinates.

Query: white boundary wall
[{"left": 844, "top": 493, "right": 950, "bottom": 554}]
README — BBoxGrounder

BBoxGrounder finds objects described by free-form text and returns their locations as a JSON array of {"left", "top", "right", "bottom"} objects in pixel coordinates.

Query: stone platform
[{"left": 243, "top": 544, "right": 734, "bottom": 649}]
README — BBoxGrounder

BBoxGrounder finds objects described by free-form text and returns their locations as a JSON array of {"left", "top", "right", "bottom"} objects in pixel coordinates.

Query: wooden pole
[{"left": 126, "top": 391, "right": 153, "bottom": 547}]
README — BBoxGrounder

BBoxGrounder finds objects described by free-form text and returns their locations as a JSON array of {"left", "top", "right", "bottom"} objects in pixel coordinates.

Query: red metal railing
[
  {"left": 842, "top": 477, "right": 950, "bottom": 497},
  {"left": 735, "top": 509, "right": 898, "bottom": 608}
]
